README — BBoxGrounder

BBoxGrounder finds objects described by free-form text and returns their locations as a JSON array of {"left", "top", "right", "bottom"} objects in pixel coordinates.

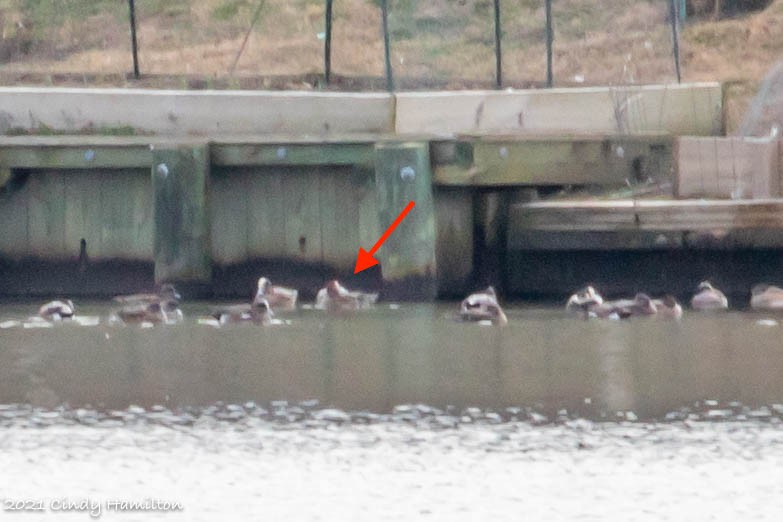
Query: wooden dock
[{"left": 4, "top": 83, "right": 781, "bottom": 300}]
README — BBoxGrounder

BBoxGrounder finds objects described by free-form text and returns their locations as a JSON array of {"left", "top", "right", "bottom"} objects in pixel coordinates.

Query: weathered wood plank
[
  {"left": 318, "top": 169, "right": 339, "bottom": 268},
  {"left": 0, "top": 167, "right": 10, "bottom": 189},
  {"left": 97, "top": 170, "right": 152, "bottom": 260},
  {"left": 510, "top": 229, "right": 783, "bottom": 251},
  {"left": 356, "top": 167, "right": 380, "bottom": 262},
  {"left": 27, "top": 171, "right": 66, "bottom": 258},
  {"left": 0, "top": 175, "right": 29, "bottom": 257},
  {"left": 0, "top": 145, "right": 151, "bottom": 169},
  {"left": 320, "top": 167, "right": 362, "bottom": 269},
  {"left": 63, "top": 171, "right": 104, "bottom": 259},
  {"left": 152, "top": 145, "right": 211, "bottom": 283},
  {"left": 131, "top": 172, "right": 154, "bottom": 260},
  {"left": 209, "top": 169, "right": 248, "bottom": 265},
  {"left": 0, "top": 142, "right": 378, "bottom": 170},
  {"left": 510, "top": 199, "right": 783, "bottom": 234},
  {"left": 374, "top": 142, "right": 437, "bottom": 297},
  {"left": 211, "top": 143, "right": 374, "bottom": 167},
  {"left": 434, "top": 188, "right": 473, "bottom": 295},
  {"left": 395, "top": 83, "right": 722, "bottom": 136},
  {"left": 435, "top": 135, "right": 672, "bottom": 186},
  {"left": 0, "top": 88, "right": 394, "bottom": 135},
  {"left": 246, "top": 169, "right": 287, "bottom": 260},
  {"left": 675, "top": 137, "right": 780, "bottom": 199},
  {"left": 281, "top": 169, "right": 322, "bottom": 263},
  {"left": 509, "top": 230, "right": 685, "bottom": 251}
]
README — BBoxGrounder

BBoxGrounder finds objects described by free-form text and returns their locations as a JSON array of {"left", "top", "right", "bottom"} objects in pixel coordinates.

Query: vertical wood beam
[
  {"left": 152, "top": 144, "right": 211, "bottom": 284},
  {"left": 373, "top": 142, "right": 437, "bottom": 299}
]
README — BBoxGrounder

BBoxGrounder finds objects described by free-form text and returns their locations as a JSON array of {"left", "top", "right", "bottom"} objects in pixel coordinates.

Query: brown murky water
[{"left": 2, "top": 302, "right": 783, "bottom": 520}]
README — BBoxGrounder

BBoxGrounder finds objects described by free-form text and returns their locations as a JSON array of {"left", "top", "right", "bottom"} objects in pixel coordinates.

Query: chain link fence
[{"left": 0, "top": 0, "right": 755, "bottom": 90}]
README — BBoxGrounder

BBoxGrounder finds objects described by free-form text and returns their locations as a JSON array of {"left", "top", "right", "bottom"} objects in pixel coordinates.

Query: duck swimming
[
  {"left": 458, "top": 286, "right": 508, "bottom": 326},
  {"left": 112, "top": 300, "right": 169, "bottom": 325},
  {"left": 565, "top": 286, "right": 604, "bottom": 314},
  {"left": 750, "top": 284, "right": 783, "bottom": 311},
  {"left": 38, "top": 299, "right": 75, "bottom": 321},
  {"left": 112, "top": 283, "right": 181, "bottom": 305},
  {"left": 315, "top": 280, "right": 378, "bottom": 312},
  {"left": 210, "top": 297, "right": 274, "bottom": 325},
  {"left": 653, "top": 295, "right": 683, "bottom": 320},
  {"left": 690, "top": 281, "right": 728, "bottom": 311},
  {"left": 589, "top": 293, "right": 657, "bottom": 320},
  {"left": 254, "top": 277, "right": 298, "bottom": 311}
]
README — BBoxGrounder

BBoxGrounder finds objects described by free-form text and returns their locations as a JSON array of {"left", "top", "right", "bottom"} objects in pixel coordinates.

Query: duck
[
  {"left": 38, "top": 299, "right": 75, "bottom": 321},
  {"left": 653, "top": 295, "right": 683, "bottom": 320},
  {"left": 458, "top": 286, "right": 508, "bottom": 326},
  {"left": 110, "top": 297, "right": 182, "bottom": 326},
  {"left": 690, "top": 281, "right": 728, "bottom": 311},
  {"left": 112, "top": 283, "right": 181, "bottom": 305},
  {"left": 210, "top": 297, "right": 274, "bottom": 325},
  {"left": 112, "top": 301, "right": 168, "bottom": 325},
  {"left": 314, "top": 280, "right": 378, "bottom": 312},
  {"left": 750, "top": 284, "right": 783, "bottom": 311},
  {"left": 565, "top": 286, "right": 604, "bottom": 314},
  {"left": 254, "top": 277, "right": 298, "bottom": 311},
  {"left": 589, "top": 293, "right": 657, "bottom": 320}
]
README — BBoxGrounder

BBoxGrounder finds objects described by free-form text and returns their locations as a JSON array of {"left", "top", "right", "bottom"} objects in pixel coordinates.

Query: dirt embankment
[{"left": 0, "top": 0, "right": 780, "bottom": 131}]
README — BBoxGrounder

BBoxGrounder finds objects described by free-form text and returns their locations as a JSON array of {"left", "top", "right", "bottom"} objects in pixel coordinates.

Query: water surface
[
  {"left": 2, "top": 302, "right": 783, "bottom": 521},
  {"left": 2, "top": 302, "right": 783, "bottom": 417}
]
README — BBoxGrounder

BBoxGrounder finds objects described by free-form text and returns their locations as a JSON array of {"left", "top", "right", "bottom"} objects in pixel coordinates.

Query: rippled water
[{"left": 2, "top": 302, "right": 783, "bottom": 520}]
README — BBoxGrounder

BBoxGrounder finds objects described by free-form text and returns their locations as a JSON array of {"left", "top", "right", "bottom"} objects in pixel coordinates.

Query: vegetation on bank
[{"left": 0, "top": 0, "right": 780, "bottom": 130}]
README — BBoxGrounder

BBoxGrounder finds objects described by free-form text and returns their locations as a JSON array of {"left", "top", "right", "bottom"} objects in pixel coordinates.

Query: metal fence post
[
  {"left": 128, "top": 0, "right": 140, "bottom": 79},
  {"left": 545, "top": 0, "right": 553, "bottom": 87},
  {"left": 669, "top": 0, "right": 681, "bottom": 83},
  {"left": 493, "top": 0, "right": 502, "bottom": 88},
  {"left": 381, "top": 0, "right": 394, "bottom": 91},
  {"left": 324, "top": 0, "right": 333, "bottom": 85}
]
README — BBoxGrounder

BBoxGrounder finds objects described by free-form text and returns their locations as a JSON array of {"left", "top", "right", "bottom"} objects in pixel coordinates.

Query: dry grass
[{"left": 0, "top": 0, "right": 781, "bottom": 129}]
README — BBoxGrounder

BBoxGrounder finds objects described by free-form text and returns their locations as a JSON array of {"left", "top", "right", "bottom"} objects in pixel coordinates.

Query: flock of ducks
[
  {"left": 21, "top": 278, "right": 783, "bottom": 329},
  {"left": 29, "top": 278, "right": 380, "bottom": 328},
  {"left": 28, "top": 279, "right": 508, "bottom": 328},
  {"left": 565, "top": 280, "right": 783, "bottom": 320}
]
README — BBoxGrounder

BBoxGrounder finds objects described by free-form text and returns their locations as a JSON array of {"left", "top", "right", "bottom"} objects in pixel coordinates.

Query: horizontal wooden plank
[
  {"left": 0, "top": 145, "right": 152, "bottom": 169},
  {"left": 435, "top": 135, "right": 672, "bottom": 186},
  {"left": 510, "top": 229, "right": 783, "bottom": 250},
  {"left": 210, "top": 143, "right": 375, "bottom": 167},
  {"left": 0, "top": 136, "right": 385, "bottom": 169},
  {"left": 511, "top": 199, "right": 783, "bottom": 233},
  {"left": 396, "top": 83, "right": 723, "bottom": 136},
  {"left": 0, "top": 87, "right": 394, "bottom": 136}
]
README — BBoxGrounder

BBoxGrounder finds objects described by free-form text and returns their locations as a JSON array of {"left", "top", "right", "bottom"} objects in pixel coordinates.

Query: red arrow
[{"left": 354, "top": 200, "right": 415, "bottom": 274}]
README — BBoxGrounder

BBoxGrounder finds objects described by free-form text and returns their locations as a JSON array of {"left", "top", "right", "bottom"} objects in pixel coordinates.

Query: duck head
[
  {"left": 751, "top": 283, "right": 774, "bottom": 296},
  {"left": 460, "top": 289, "right": 507, "bottom": 325},
  {"left": 256, "top": 277, "right": 271, "bottom": 294},
  {"left": 566, "top": 286, "right": 603, "bottom": 312},
  {"left": 483, "top": 286, "right": 497, "bottom": 299},
  {"left": 60, "top": 299, "right": 76, "bottom": 317},
  {"left": 656, "top": 295, "right": 683, "bottom": 319},
  {"left": 159, "top": 284, "right": 181, "bottom": 301},
  {"left": 632, "top": 293, "right": 657, "bottom": 315},
  {"left": 253, "top": 277, "right": 272, "bottom": 303},
  {"left": 254, "top": 297, "right": 274, "bottom": 324},
  {"left": 326, "top": 280, "right": 348, "bottom": 299}
]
